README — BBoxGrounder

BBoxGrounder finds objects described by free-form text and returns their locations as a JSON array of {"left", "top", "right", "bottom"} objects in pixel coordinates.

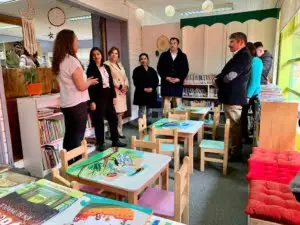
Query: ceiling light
[
  {"left": 202, "top": 0, "right": 214, "bottom": 12},
  {"left": 165, "top": 5, "right": 176, "bottom": 17},
  {"left": 135, "top": 8, "right": 145, "bottom": 20},
  {"left": 0, "top": 0, "right": 19, "bottom": 4},
  {"left": 0, "top": 25, "right": 19, "bottom": 29},
  {"left": 67, "top": 15, "right": 91, "bottom": 21}
]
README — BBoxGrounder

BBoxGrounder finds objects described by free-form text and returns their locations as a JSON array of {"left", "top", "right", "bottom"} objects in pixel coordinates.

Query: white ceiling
[
  {"left": 129, "top": 0, "right": 279, "bottom": 23},
  {"left": 0, "top": 0, "right": 92, "bottom": 41}
]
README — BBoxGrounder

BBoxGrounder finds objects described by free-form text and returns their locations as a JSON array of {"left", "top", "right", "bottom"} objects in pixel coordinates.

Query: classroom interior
[{"left": 0, "top": 0, "right": 300, "bottom": 225}]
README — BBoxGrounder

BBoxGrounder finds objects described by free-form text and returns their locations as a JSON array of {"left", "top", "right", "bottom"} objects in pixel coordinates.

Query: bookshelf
[{"left": 17, "top": 94, "right": 95, "bottom": 178}]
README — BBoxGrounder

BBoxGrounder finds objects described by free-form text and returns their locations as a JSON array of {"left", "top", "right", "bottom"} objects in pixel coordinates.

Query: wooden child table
[
  {"left": 66, "top": 147, "right": 171, "bottom": 204},
  {"left": 175, "top": 106, "right": 210, "bottom": 121},
  {"left": 150, "top": 118, "right": 204, "bottom": 174}
]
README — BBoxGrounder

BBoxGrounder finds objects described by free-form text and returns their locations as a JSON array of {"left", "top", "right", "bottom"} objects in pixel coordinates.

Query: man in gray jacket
[{"left": 254, "top": 42, "right": 273, "bottom": 84}]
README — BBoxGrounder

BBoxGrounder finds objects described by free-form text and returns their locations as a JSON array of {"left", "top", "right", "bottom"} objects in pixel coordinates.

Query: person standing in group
[
  {"left": 19, "top": 49, "right": 40, "bottom": 68},
  {"left": 52, "top": 29, "right": 98, "bottom": 152},
  {"left": 104, "top": 47, "right": 129, "bottom": 139},
  {"left": 254, "top": 41, "right": 273, "bottom": 84},
  {"left": 133, "top": 53, "right": 159, "bottom": 125},
  {"left": 214, "top": 32, "right": 251, "bottom": 161},
  {"left": 87, "top": 47, "right": 126, "bottom": 151},
  {"left": 241, "top": 42, "right": 263, "bottom": 144},
  {"left": 157, "top": 37, "right": 189, "bottom": 117}
]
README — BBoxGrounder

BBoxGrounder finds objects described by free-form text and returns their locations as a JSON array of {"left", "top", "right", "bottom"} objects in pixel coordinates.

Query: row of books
[
  {"left": 183, "top": 88, "right": 217, "bottom": 98},
  {"left": 184, "top": 74, "right": 216, "bottom": 85},
  {"left": 39, "top": 119, "right": 65, "bottom": 145},
  {"left": 41, "top": 145, "right": 60, "bottom": 171},
  {"left": 37, "top": 106, "right": 61, "bottom": 119}
]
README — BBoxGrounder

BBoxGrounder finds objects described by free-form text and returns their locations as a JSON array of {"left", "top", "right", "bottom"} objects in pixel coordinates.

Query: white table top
[{"left": 66, "top": 148, "right": 171, "bottom": 192}]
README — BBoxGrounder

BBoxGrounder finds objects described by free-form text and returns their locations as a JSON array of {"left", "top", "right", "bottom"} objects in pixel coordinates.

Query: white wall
[
  {"left": 280, "top": 0, "right": 300, "bottom": 31},
  {"left": 142, "top": 23, "right": 181, "bottom": 69},
  {"left": 182, "top": 18, "right": 278, "bottom": 75}
]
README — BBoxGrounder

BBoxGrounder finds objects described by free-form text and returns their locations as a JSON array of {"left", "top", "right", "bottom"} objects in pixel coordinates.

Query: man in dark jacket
[
  {"left": 157, "top": 37, "right": 189, "bottom": 116},
  {"left": 254, "top": 41, "right": 273, "bottom": 84},
  {"left": 215, "top": 32, "right": 251, "bottom": 161}
]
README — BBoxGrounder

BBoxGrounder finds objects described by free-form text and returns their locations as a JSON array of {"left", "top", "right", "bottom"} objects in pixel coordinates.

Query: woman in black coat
[
  {"left": 133, "top": 53, "right": 159, "bottom": 124},
  {"left": 87, "top": 47, "right": 126, "bottom": 151}
]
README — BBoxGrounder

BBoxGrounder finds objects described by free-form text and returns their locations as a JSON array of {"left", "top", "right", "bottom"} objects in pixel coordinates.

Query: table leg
[
  {"left": 198, "top": 125, "right": 204, "bottom": 145},
  {"left": 161, "top": 165, "right": 169, "bottom": 191},
  {"left": 128, "top": 192, "right": 138, "bottom": 205},
  {"left": 188, "top": 135, "right": 194, "bottom": 174}
]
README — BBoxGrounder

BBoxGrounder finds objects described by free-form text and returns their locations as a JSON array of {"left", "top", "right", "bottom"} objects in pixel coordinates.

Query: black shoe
[
  {"left": 95, "top": 144, "right": 106, "bottom": 152},
  {"left": 119, "top": 135, "right": 126, "bottom": 139},
  {"left": 112, "top": 140, "right": 127, "bottom": 147},
  {"left": 229, "top": 153, "right": 244, "bottom": 162}
]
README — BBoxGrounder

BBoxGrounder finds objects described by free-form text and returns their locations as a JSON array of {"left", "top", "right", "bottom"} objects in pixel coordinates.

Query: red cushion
[
  {"left": 245, "top": 180, "right": 300, "bottom": 225},
  {"left": 247, "top": 148, "right": 300, "bottom": 184}
]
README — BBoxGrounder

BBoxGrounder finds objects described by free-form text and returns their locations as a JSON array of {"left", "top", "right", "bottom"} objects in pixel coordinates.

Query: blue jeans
[{"left": 138, "top": 106, "right": 152, "bottom": 123}]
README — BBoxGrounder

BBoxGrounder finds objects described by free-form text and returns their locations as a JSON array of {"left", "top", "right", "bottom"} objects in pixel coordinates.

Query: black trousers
[
  {"left": 61, "top": 101, "right": 88, "bottom": 151},
  {"left": 91, "top": 88, "right": 118, "bottom": 145},
  {"left": 241, "top": 95, "right": 261, "bottom": 140}
]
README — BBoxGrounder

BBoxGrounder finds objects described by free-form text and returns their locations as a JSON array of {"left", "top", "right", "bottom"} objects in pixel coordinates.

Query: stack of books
[
  {"left": 39, "top": 119, "right": 65, "bottom": 145},
  {"left": 37, "top": 108, "right": 55, "bottom": 118},
  {"left": 184, "top": 74, "right": 216, "bottom": 85},
  {"left": 41, "top": 144, "right": 61, "bottom": 170},
  {"left": 260, "top": 84, "right": 285, "bottom": 102}
]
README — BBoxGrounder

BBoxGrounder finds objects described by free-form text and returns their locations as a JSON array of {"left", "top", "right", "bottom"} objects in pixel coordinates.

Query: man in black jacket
[
  {"left": 254, "top": 41, "right": 273, "bottom": 84},
  {"left": 157, "top": 37, "right": 189, "bottom": 116},
  {"left": 215, "top": 32, "right": 251, "bottom": 161}
]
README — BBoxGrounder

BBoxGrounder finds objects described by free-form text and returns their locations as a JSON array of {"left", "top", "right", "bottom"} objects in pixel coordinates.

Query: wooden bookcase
[{"left": 17, "top": 94, "right": 95, "bottom": 178}]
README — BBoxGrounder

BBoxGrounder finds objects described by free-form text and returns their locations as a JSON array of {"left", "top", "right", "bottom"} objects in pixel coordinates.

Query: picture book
[
  {"left": 0, "top": 179, "right": 83, "bottom": 225},
  {"left": 44, "top": 193, "right": 152, "bottom": 225},
  {"left": 66, "top": 147, "right": 146, "bottom": 182},
  {"left": 0, "top": 171, "right": 35, "bottom": 198}
]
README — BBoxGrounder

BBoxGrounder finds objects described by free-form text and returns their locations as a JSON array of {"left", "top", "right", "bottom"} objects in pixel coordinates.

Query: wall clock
[
  {"left": 157, "top": 35, "right": 169, "bottom": 52},
  {"left": 48, "top": 7, "right": 66, "bottom": 27}
]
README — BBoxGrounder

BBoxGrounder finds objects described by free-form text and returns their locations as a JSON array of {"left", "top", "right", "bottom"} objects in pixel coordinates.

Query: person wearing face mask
[
  {"left": 157, "top": 37, "right": 189, "bottom": 117},
  {"left": 52, "top": 29, "right": 99, "bottom": 152},
  {"left": 133, "top": 53, "right": 159, "bottom": 125},
  {"left": 87, "top": 47, "right": 126, "bottom": 151},
  {"left": 104, "top": 47, "right": 129, "bottom": 139}
]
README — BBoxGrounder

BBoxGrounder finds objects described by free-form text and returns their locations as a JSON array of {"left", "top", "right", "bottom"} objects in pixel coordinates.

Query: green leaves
[{"left": 24, "top": 68, "right": 38, "bottom": 85}]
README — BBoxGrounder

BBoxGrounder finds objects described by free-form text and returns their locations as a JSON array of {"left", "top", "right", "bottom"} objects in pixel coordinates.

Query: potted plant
[{"left": 24, "top": 68, "right": 42, "bottom": 96}]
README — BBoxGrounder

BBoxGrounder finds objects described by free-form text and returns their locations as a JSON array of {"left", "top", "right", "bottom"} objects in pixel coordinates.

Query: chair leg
[
  {"left": 200, "top": 149, "right": 205, "bottom": 172},
  {"left": 184, "top": 139, "right": 188, "bottom": 154},
  {"left": 182, "top": 204, "right": 189, "bottom": 225},
  {"left": 223, "top": 156, "right": 228, "bottom": 176}
]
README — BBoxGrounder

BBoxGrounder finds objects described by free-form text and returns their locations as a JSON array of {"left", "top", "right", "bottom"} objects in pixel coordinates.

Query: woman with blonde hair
[{"left": 104, "top": 47, "right": 129, "bottom": 139}]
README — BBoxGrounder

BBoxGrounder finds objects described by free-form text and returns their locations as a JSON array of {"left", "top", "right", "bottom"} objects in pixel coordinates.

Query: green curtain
[{"left": 180, "top": 8, "right": 280, "bottom": 28}]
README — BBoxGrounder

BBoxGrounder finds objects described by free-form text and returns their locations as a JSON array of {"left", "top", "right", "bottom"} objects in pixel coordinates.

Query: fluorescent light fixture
[
  {"left": 67, "top": 15, "right": 91, "bottom": 21},
  {"left": 0, "top": 25, "right": 19, "bottom": 29},
  {"left": 0, "top": 0, "right": 19, "bottom": 4}
]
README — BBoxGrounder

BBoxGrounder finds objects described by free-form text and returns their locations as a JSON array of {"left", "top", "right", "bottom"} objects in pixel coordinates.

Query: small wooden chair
[
  {"left": 204, "top": 105, "right": 221, "bottom": 140},
  {"left": 138, "top": 157, "right": 190, "bottom": 224},
  {"left": 60, "top": 140, "right": 103, "bottom": 195},
  {"left": 168, "top": 111, "right": 189, "bottom": 120},
  {"left": 51, "top": 168, "right": 80, "bottom": 190},
  {"left": 151, "top": 128, "right": 180, "bottom": 172},
  {"left": 138, "top": 114, "right": 150, "bottom": 141},
  {"left": 131, "top": 136, "right": 161, "bottom": 153},
  {"left": 199, "top": 119, "right": 230, "bottom": 175}
]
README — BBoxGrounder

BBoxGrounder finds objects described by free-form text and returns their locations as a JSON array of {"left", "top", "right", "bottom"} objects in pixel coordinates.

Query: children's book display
[
  {"left": 45, "top": 193, "right": 152, "bottom": 225},
  {"left": 0, "top": 179, "right": 82, "bottom": 225},
  {"left": 0, "top": 171, "right": 35, "bottom": 198}
]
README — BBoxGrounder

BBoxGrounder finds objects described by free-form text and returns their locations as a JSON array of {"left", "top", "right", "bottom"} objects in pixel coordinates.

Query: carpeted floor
[{"left": 117, "top": 120, "right": 250, "bottom": 225}]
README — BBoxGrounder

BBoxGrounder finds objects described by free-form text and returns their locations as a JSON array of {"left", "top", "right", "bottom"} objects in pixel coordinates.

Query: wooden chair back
[
  {"left": 174, "top": 156, "right": 190, "bottom": 224},
  {"left": 151, "top": 128, "right": 179, "bottom": 171},
  {"left": 51, "top": 168, "right": 80, "bottom": 190},
  {"left": 168, "top": 111, "right": 188, "bottom": 120},
  {"left": 138, "top": 114, "right": 148, "bottom": 140},
  {"left": 131, "top": 136, "right": 161, "bottom": 153},
  {"left": 60, "top": 140, "right": 88, "bottom": 174},
  {"left": 223, "top": 119, "right": 230, "bottom": 156},
  {"left": 191, "top": 101, "right": 205, "bottom": 107},
  {"left": 212, "top": 105, "right": 221, "bottom": 139}
]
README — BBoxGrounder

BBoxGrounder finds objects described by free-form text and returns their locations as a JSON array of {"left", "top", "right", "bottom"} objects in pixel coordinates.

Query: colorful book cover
[
  {"left": 66, "top": 147, "right": 146, "bottom": 182},
  {"left": 0, "top": 171, "right": 36, "bottom": 198},
  {"left": 45, "top": 193, "right": 152, "bottom": 225},
  {"left": 0, "top": 179, "right": 83, "bottom": 225}
]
